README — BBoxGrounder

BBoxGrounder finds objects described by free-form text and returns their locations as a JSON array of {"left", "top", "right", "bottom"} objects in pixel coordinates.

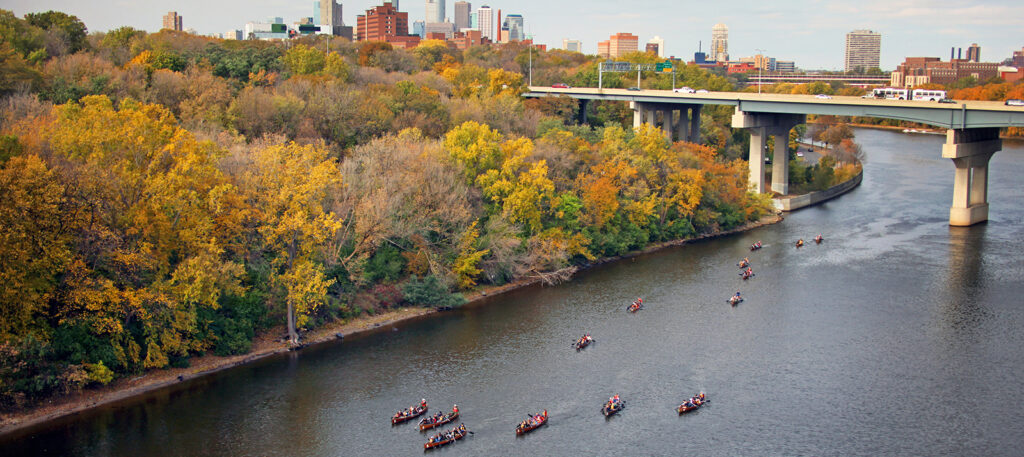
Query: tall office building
[
  {"left": 597, "top": 33, "right": 638, "bottom": 59},
  {"left": 162, "top": 11, "right": 183, "bottom": 31},
  {"left": 425, "top": 0, "right": 445, "bottom": 24},
  {"left": 710, "top": 23, "right": 728, "bottom": 62},
  {"left": 503, "top": 14, "right": 523, "bottom": 42},
  {"left": 562, "top": 39, "right": 582, "bottom": 53},
  {"left": 477, "top": 5, "right": 493, "bottom": 40},
  {"left": 319, "top": 0, "right": 343, "bottom": 34},
  {"left": 647, "top": 36, "right": 665, "bottom": 58},
  {"left": 454, "top": 2, "right": 471, "bottom": 31},
  {"left": 844, "top": 29, "right": 881, "bottom": 72},
  {"left": 966, "top": 43, "right": 981, "bottom": 63}
]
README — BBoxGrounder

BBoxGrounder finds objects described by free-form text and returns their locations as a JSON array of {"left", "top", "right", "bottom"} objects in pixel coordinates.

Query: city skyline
[{"left": 4, "top": 0, "right": 1023, "bottom": 70}]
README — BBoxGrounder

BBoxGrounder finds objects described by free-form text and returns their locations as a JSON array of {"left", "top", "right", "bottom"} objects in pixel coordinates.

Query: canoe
[
  {"left": 515, "top": 410, "right": 548, "bottom": 435},
  {"left": 423, "top": 425, "right": 468, "bottom": 450},
  {"left": 677, "top": 394, "right": 707, "bottom": 414},
  {"left": 392, "top": 404, "right": 428, "bottom": 425},
  {"left": 741, "top": 272, "right": 755, "bottom": 280},
  {"left": 627, "top": 303, "right": 643, "bottom": 313},
  {"left": 728, "top": 297, "right": 744, "bottom": 306},
  {"left": 574, "top": 336, "right": 593, "bottom": 350},
  {"left": 419, "top": 410, "right": 459, "bottom": 431},
  {"left": 602, "top": 400, "right": 625, "bottom": 417}
]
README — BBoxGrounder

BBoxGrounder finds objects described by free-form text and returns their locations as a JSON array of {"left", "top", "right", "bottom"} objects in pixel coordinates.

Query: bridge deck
[{"left": 524, "top": 87, "right": 1024, "bottom": 130}]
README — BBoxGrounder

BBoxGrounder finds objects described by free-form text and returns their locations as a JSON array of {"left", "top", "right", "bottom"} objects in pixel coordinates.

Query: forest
[{"left": 4, "top": 9, "right": 1012, "bottom": 411}]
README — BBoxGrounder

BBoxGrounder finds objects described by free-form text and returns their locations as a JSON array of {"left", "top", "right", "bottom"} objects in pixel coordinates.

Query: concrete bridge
[{"left": 524, "top": 87, "right": 1024, "bottom": 226}]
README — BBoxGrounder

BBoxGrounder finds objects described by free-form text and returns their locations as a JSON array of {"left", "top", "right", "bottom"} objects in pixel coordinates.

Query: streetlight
[{"left": 754, "top": 48, "right": 765, "bottom": 94}]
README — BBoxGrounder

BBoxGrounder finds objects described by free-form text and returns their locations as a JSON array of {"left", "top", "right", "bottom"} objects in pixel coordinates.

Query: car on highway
[
  {"left": 938, "top": 98, "right": 956, "bottom": 104},
  {"left": 627, "top": 87, "right": 642, "bottom": 91},
  {"left": 674, "top": 87, "right": 695, "bottom": 94},
  {"left": 552, "top": 83, "right": 571, "bottom": 89},
  {"left": 815, "top": 94, "right": 832, "bottom": 99},
  {"left": 1006, "top": 99, "right": 1024, "bottom": 106},
  {"left": 695, "top": 89, "right": 709, "bottom": 94}
]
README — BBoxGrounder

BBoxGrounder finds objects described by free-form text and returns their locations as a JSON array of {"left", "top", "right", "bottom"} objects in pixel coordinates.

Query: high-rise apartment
[
  {"left": 597, "top": 33, "right": 638, "bottom": 59},
  {"left": 647, "top": 36, "right": 665, "bottom": 58},
  {"left": 454, "top": 2, "right": 471, "bottom": 31},
  {"left": 710, "top": 23, "right": 728, "bottom": 62},
  {"left": 425, "top": 0, "right": 445, "bottom": 24},
  {"left": 844, "top": 29, "right": 881, "bottom": 72},
  {"left": 357, "top": 2, "right": 409, "bottom": 41},
  {"left": 162, "top": 11, "right": 183, "bottom": 31},
  {"left": 562, "top": 39, "right": 582, "bottom": 53},
  {"left": 477, "top": 5, "right": 493, "bottom": 40}
]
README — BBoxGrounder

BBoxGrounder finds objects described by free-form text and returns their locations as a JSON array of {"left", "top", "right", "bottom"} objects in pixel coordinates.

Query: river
[{"left": 3, "top": 128, "right": 1024, "bottom": 456}]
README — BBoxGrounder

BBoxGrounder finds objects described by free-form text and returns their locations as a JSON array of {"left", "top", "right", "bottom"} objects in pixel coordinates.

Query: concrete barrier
[{"left": 776, "top": 170, "right": 863, "bottom": 212}]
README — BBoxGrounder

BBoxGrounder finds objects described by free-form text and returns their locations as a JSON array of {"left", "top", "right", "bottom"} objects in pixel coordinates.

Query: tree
[
  {"left": 239, "top": 142, "right": 342, "bottom": 344},
  {"left": 26, "top": 10, "right": 88, "bottom": 54},
  {"left": 282, "top": 44, "right": 326, "bottom": 75}
]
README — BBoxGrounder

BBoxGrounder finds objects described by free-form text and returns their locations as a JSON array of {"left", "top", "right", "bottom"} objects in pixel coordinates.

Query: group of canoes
[{"left": 795, "top": 235, "right": 824, "bottom": 248}]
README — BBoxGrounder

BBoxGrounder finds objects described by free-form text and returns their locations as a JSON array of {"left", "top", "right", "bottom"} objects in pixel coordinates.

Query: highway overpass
[{"left": 523, "top": 87, "right": 1024, "bottom": 226}]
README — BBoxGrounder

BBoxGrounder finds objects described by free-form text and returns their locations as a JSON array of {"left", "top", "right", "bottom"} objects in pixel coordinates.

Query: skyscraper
[
  {"left": 710, "top": 23, "right": 728, "bottom": 62},
  {"left": 477, "top": 5, "right": 493, "bottom": 40},
  {"left": 503, "top": 14, "right": 523, "bottom": 42},
  {"left": 647, "top": 36, "right": 665, "bottom": 58},
  {"left": 966, "top": 43, "right": 981, "bottom": 63},
  {"left": 844, "top": 29, "right": 881, "bottom": 72},
  {"left": 454, "top": 2, "right": 471, "bottom": 31},
  {"left": 425, "top": 0, "right": 445, "bottom": 24},
  {"left": 320, "top": 0, "right": 343, "bottom": 34},
  {"left": 162, "top": 11, "right": 183, "bottom": 31},
  {"left": 562, "top": 39, "right": 582, "bottom": 53},
  {"left": 357, "top": 2, "right": 409, "bottom": 41}
]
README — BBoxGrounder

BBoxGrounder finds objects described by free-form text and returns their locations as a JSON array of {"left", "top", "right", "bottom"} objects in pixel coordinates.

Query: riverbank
[{"left": 0, "top": 214, "right": 783, "bottom": 437}]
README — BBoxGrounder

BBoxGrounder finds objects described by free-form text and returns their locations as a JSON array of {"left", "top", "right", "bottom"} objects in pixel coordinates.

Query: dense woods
[{"left": 0, "top": 9, "right": 939, "bottom": 411}]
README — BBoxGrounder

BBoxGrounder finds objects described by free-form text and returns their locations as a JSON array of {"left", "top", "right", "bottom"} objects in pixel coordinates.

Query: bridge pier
[
  {"left": 689, "top": 105, "right": 701, "bottom": 143},
  {"left": 631, "top": 103, "right": 701, "bottom": 143},
  {"left": 732, "top": 109, "right": 805, "bottom": 194},
  {"left": 943, "top": 128, "right": 1001, "bottom": 226},
  {"left": 577, "top": 99, "right": 589, "bottom": 124}
]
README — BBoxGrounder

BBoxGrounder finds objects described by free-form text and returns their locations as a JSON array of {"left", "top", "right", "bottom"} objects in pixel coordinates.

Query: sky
[{"left": 4, "top": 0, "right": 1023, "bottom": 70}]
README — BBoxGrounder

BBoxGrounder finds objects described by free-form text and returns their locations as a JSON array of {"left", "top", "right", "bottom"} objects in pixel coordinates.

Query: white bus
[
  {"left": 911, "top": 89, "right": 947, "bottom": 101},
  {"left": 871, "top": 88, "right": 909, "bottom": 100}
]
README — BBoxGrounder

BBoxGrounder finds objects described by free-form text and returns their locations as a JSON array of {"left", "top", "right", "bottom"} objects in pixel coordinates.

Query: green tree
[
  {"left": 282, "top": 44, "right": 326, "bottom": 75},
  {"left": 25, "top": 10, "right": 88, "bottom": 54}
]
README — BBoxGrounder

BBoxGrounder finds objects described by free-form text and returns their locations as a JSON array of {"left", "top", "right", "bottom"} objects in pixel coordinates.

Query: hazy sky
[{"left": 5, "top": 0, "right": 1022, "bottom": 70}]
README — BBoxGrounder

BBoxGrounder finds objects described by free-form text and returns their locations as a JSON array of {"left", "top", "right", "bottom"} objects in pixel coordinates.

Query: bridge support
[
  {"left": 577, "top": 99, "right": 589, "bottom": 124},
  {"left": 631, "top": 103, "right": 702, "bottom": 143},
  {"left": 732, "top": 109, "right": 805, "bottom": 193},
  {"left": 943, "top": 128, "right": 1001, "bottom": 226},
  {"left": 689, "top": 106, "right": 701, "bottom": 143}
]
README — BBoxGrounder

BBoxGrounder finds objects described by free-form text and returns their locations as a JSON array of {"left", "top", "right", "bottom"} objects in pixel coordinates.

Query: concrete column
[
  {"left": 662, "top": 107, "right": 674, "bottom": 140},
  {"left": 578, "top": 100, "right": 589, "bottom": 125},
  {"left": 689, "top": 105, "right": 702, "bottom": 143},
  {"left": 633, "top": 102, "right": 643, "bottom": 129},
  {"left": 771, "top": 128, "right": 790, "bottom": 195},
  {"left": 646, "top": 107, "right": 656, "bottom": 126},
  {"left": 677, "top": 108, "right": 689, "bottom": 142},
  {"left": 748, "top": 127, "right": 767, "bottom": 193},
  {"left": 942, "top": 128, "right": 1001, "bottom": 226}
]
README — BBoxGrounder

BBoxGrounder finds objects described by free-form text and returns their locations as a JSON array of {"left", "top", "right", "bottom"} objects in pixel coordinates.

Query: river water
[{"left": 4, "top": 129, "right": 1024, "bottom": 456}]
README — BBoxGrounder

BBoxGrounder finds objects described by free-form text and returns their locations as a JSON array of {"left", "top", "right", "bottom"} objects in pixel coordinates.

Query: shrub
[{"left": 403, "top": 275, "right": 466, "bottom": 309}]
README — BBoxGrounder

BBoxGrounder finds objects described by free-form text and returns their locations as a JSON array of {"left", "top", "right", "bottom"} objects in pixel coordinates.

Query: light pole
[
  {"left": 755, "top": 48, "right": 765, "bottom": 94},
  {"left": 528, "top": 41, "right": 533, "bottom": 87}
]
